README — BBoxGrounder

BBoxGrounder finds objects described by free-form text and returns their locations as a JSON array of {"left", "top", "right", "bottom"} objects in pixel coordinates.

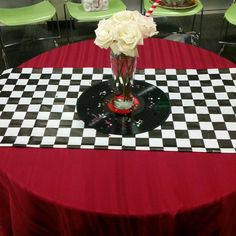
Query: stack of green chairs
[
  {"left": 142, "top": 0, "right": 203, "bottom": 42},
  {"left": 219, "top": 0, "right": 236, "bottom": 54},
  {"left": 0, "top": 0, "right": 61, "bottom": 69},
  {"left": 64, "top": 0, "right": 127, "bottom": 42}
]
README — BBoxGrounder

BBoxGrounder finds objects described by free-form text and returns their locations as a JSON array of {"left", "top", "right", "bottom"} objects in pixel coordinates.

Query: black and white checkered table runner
[{"left": 0, "top": 67, "right": 236, "bottom": 153}]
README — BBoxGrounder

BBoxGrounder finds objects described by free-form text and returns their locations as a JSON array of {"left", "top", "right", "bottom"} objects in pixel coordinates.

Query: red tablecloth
[{"left": 1, "top": 38, "right": 236, "bottom": 235}]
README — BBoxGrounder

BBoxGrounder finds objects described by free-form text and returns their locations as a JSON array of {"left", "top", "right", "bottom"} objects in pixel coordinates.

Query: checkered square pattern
[{"left": 0, "top": 67, "right": 236, "bottom": 153}]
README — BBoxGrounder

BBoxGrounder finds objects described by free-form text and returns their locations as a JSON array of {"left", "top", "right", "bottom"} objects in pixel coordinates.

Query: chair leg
[
  {"left": 56, "top": 13, "right": 61, "bottom": 38},
  {"left": 69, "top": 17, "right": 74, "bottom": 43},
  {"left": 54, "top": 13, "right": 61, "bottom": 47},
  {"left": 49, "top": 17, "right": 58, "bottom": 47},
  {"left": 225, "top": 21, "right": 229, "bottom": 41},
  {"left": 140, "top": 0, "right": 144, "bottom": 15},
  {"left": 218, "top": 18, "right": 231, "bottom": 55},
  {"left": 219, "top": 44, "right": 225, "bottom": 55},
  {"left": 0, "top": 28, "right": 9, "bottom": 69},
  {"left": 198, "top": 9, "right": 203, "bottom": 44},
  {"left": 190, "top": 9, "right": 203, "bottom": 45},
  {"left": 191, "top": 15, "right": 196, "bottom": 31},
  {"left": 64, "top": 3, "right": 70, "bottom": 43},
  {"left": 1, "top": 48, "right": 9, "bottom": 69}
]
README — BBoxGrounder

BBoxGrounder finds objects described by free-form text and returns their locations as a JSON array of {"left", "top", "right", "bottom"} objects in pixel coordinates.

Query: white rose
[
  {"left": 94, "top": 10, "right": 158, "bottom": 55},
  {"left": 137, "top": 15, "right": 158, "bottom": 38},
  {"left": 94, "top": 19, "right": 114, "bottom": 49},
  {"left": 113, "top": 23, "right": 143, "bottom": 57},
  {"left": 112, "top": 10, "right": 140, "bottom": 24}
]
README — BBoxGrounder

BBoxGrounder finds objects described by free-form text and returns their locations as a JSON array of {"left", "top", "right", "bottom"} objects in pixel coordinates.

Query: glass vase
[{"left": 110, "top": 51, "right": 137, "bottom": 112}]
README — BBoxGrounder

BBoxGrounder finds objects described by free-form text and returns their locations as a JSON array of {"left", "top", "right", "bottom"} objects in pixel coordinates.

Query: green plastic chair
[
  {"left": 219, "top": 0, "right": 236, "bottom": 54},
  {"left": 142, "top": 0, "right": 203, "bottom": 41},
  {"left": 0, "top": 0, "right": 61, "bottom": 68},
  {"left": 64, "top": 0, "right": 127, "bottom": 42}
]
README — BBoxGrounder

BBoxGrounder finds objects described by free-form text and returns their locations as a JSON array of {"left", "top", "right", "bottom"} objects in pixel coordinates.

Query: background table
[{"left": 1, "top": 38, "right": 236, "bottom": 236}]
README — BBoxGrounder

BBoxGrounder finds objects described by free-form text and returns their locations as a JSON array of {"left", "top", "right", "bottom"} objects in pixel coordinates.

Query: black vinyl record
[{"left": 77, "top": 80, "right": 171, "bottom": 135}]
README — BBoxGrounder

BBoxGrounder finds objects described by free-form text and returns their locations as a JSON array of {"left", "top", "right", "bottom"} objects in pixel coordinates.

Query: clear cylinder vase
[{"left": 110, "top": 51, "right": 137, "bottom": 111}]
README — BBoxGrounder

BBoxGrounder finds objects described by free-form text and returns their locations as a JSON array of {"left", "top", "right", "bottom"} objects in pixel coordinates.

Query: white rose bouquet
[
  {"left": 94, "top": 10, "right": 158, "bottom": 57},
  {"left": 94, "top": 11, "right": 158, "bottom": 110}
]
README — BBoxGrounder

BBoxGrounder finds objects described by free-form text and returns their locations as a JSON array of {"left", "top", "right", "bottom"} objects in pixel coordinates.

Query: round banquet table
[{"left": 1, "top": 38, "right": 236, "bottom": 236}]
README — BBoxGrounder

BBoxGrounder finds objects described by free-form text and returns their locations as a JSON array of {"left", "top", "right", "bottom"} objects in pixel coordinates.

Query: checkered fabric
[{"left": 0, "top": 67, "right": 236, "bottom": 153}]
